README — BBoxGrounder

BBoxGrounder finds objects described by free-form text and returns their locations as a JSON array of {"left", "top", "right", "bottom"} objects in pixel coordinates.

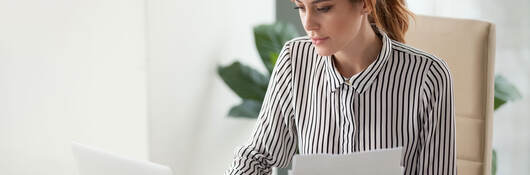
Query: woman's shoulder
[
  {"left": 282, "top": 36, "right": 313, "bottom": 51},
  {"left": 274, "top": 36, "right": 313, "bottom": 70},
  {"left": 280, "top": 36, "right": 319, "bottom": 61},
  {"left": 390, "top": 39, "right": 451, "bottom": 72},
  {"left": 390, "top": 40, "right": 454, "bottom": 89},
  {"left": 277, "top": 36, "right": 325, "bottom": 75}
]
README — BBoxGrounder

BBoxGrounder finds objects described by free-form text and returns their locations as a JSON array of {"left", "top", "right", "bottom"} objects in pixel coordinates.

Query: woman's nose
[{"left": 303, "top": 12, "right": 319, "bottom": 32}]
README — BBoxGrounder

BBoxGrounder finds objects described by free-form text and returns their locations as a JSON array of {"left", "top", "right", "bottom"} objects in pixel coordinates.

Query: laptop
[{"left": 71, "top": 142, "right": 173, "bottom": 175}]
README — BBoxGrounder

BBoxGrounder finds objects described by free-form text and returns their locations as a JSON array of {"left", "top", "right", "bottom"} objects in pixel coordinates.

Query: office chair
[{"left": 405, "top": 15, "right": 496, "bottom": 175}]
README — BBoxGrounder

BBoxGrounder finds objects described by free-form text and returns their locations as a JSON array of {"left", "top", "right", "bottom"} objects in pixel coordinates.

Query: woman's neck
[{"left": 332, "top": 20, "right": 383, "bottom": 79}]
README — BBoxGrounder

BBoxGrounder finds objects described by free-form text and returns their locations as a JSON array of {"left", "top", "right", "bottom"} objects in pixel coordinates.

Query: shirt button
[{"left": 344, "top": 77, "right": 352, "bottom": 86}]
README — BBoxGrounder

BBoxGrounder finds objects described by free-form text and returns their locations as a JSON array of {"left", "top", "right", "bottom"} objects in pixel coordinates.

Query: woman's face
[{"left": 293, "top": 0, "right": 366, "bottom": 56}]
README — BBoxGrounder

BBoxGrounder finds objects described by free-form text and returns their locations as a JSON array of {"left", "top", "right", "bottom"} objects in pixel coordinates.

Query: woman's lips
[{"left": 311, "top": 37, "right": 329, "bottom": 45}]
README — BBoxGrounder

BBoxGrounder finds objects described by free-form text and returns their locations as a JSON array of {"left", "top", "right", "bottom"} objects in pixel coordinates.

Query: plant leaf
[
  {"left": 228, "top": 99, "right": 262, "bottom": 118},
  {"left": 494, "top": 97, "right": 506, "bottom": 111},
  {"left": 269, "top": 52, "right": 279, "bottom": 67},
  {"left": 217, "top": 61, "right": 269, "bottom": 102},
  {"left": 254, "top": 22, "right": 300, "bottom": 73},
  {"left": 494, "top": 75, "right": 522, "bottom": 110}
]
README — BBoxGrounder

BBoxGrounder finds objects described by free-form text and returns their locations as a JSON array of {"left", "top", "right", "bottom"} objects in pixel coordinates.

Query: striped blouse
[{"left": 226, "top": 27, "right": 456, "bottom": 175}]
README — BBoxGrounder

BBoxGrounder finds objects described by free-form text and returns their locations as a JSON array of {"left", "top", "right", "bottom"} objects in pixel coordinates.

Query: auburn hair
[{"left": 356, "top": 0, "right": 415, "bottom": 43}]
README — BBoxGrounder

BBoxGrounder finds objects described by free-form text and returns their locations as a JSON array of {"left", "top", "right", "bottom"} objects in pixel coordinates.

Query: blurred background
[{"left": 0, "top": 0, "right": 528, "bottom": 174}]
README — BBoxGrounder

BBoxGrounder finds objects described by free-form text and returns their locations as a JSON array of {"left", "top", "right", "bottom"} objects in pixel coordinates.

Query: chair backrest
[{"left": 405, "top": 15, "right": 496, "bottom": 175}]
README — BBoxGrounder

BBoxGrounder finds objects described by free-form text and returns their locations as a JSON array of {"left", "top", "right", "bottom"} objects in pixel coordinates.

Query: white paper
[{"left": 290, "top": 147, "right": 403, "bottom": 175}]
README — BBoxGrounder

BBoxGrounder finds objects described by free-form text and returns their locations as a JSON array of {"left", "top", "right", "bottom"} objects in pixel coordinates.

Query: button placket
[
  {"left": 339, "top": 83, "right": 357, "bottom": 153},
  {"left": 338, "top": 85, "right": 346, "bottom": 152}
]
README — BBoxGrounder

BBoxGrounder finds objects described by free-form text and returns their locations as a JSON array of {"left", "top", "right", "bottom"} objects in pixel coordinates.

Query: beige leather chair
[{"left": 405, "top": 15, "right": 496, "bottom": 175}]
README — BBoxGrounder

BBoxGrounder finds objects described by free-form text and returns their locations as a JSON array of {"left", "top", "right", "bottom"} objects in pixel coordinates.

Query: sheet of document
[{"left": 289, "top": 147, "right": 404, "bottom": 175}]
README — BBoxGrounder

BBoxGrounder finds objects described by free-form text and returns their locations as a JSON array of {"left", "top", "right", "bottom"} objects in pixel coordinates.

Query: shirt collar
[{"left": 325, "top": 25, "right": 393, "bottom": 94}]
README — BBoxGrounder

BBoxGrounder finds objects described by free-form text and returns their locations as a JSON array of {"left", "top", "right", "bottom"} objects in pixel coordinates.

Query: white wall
[
  {"left": 146, "top": 0, "right": 275, "bottom": 174},
  {"left": 0, "top": 0, "right": 149, "bottom": 174}
]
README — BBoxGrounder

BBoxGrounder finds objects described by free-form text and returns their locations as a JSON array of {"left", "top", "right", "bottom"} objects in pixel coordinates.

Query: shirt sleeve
[
  {"left": 225, "top": 41, "right": 298, "bottom": 175},
  {"left": 418, "top": 59, "right": 457, "bottom": 175}
]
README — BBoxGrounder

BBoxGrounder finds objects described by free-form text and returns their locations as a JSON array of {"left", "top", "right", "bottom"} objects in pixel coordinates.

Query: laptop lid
[{"left": 71, "top": 142, "right": 173, "bottom": 175}]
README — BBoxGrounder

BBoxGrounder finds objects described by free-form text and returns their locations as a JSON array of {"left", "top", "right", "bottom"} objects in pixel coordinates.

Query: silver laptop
[{"left": 71, "top": 142, "right": 173, "bottom": 175}]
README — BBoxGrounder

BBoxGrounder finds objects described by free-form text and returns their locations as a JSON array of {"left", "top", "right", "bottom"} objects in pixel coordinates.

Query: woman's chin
[{"left": 314, "top": 47, "right": 334, "bottom": 57}]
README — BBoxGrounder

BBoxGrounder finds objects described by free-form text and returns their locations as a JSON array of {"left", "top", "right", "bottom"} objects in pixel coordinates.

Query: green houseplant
[{"left": 217, "top": 22, "right": 300, "bottom": 119}]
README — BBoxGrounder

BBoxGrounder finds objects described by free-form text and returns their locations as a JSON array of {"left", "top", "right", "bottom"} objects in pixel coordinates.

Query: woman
[{"left": 227, "top": 0, "right": 456, "bottom": 174}]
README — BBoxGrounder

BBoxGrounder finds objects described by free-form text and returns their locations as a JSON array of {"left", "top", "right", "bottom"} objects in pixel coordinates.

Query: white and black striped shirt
[{"left": 226, "top": 27, "right": 456, "bottom": 175}]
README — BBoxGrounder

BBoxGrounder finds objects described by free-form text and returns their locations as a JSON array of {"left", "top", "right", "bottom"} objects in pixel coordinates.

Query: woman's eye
[
  {"left": 293, "top": 5, "right": 331, "bottom": 13},
  {"left": 316, "top": 6, "right": 332, "bottom": 12},
  {"left": 293, "top": 6, "right": 305, "bottom": 11}
]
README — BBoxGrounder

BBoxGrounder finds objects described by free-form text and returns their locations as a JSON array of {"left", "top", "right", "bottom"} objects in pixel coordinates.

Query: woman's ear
[{"left": 360, "top": 0, "right": 373, "bottom": 15}]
